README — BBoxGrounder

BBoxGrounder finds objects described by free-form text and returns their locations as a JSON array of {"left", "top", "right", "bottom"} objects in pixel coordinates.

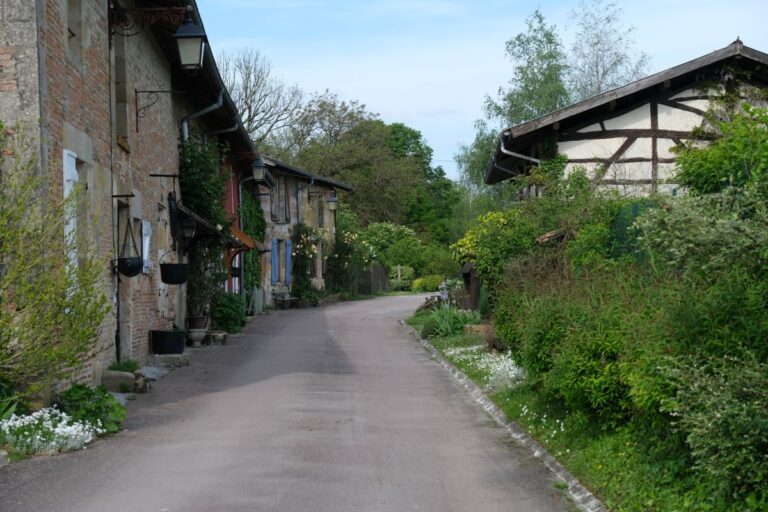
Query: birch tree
[{"left": 568, "top": 0, "right": 650, "bottom": 100}]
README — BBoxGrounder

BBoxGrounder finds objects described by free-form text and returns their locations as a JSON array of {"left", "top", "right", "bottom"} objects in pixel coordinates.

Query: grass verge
[{"left": 408, "top": 310, "right": 724, "bottom": 512}]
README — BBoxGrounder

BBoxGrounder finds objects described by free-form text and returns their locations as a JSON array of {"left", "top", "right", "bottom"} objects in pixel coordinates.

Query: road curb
[{"left": 401, "top": 321, "right": 606, "bottom": 512}]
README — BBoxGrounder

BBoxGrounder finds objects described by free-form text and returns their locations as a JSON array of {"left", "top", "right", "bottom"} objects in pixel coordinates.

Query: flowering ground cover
[{"left": 0, "top": 407, "right": 102, "bottom": 455}]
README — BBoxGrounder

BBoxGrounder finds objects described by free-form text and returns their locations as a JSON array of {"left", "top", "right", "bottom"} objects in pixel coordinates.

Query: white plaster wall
[
  {"left": 577, "top": 123, "right": 602, "bottom": 133},
  {"left": 559, "top": 137, "right": 625, "bottom": 159},
  {"left": 658, "top": 103, "right": 703, "bottom": 131},
  {"left": 678, "top": 99, "right": 709, "bottom": 111},
  {"left": 606, "top": 161, "right": 653, "bottom": 181},
  {"left": 603, "top": 104, "right": 650, "bottom": 130},
  {"left": 669, "top": 88, "right": 698, "bottom": 100},
  {"left": 657, "top": 138, "right": 678, "bottom": 159},
  {"left": 622, "top": 137, "right": 652, "bottom": 159},
  {"left": 658, "top": 162, "right": 678, "bottom": 180}
]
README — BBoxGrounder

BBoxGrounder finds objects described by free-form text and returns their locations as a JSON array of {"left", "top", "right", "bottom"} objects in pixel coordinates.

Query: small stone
[
  {"left": 0, "top": 450, "right": 8, "bottom": 468},
  {"left": 147, "top": 354, "right": 189, "bottom": 368},
  {"left": 101, "top": 370, "right": 136, "bottom": 393},
  {"left": 137, "top": 366, "right": 170, "bottom": 381}
]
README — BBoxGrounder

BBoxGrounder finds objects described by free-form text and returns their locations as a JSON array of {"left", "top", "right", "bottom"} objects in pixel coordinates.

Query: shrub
[
  {"left": 430, "top": 307, "right": 481, "bottom": 337},
  {"left": 107, "top": 359, "right": 140, "bottom": 373},
  {"left": 662, "top": 356, "right": 768, "bottom": 501},
  {"left": 412, "top": 274, "right": 443, "bottom": 292},
  {"left": 54, "top": 384, "right": 126, "bottom": 434},
  {"left": 388, "top": 265, "right": 414, "bottom": 291},
  {"left": 211, "top": 291, "right": 246, "bottom": 333},
  {"left": 420, "top": 317, "right": 438, "bottom": 338}
]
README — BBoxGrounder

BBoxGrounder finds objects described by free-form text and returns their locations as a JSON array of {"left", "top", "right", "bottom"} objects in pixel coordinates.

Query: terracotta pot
[{"left": 188, "top": 316, "right": 208, "bottom": 329}]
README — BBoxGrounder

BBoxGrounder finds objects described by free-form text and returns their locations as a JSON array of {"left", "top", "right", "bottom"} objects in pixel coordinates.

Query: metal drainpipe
[
  {"left": 180, "top": 89, "right": 225, "bottom": 142},
  {"left": 497, "top": 133, "right": 541, "bottom": 165},
  {"left": 202, "top": 122, "right": 238, "bottom": 144}
]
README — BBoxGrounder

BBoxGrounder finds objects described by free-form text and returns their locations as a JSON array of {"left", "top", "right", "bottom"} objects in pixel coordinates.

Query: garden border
[{"left": 401, "top": 320, "right": 606, "bottom": 512}]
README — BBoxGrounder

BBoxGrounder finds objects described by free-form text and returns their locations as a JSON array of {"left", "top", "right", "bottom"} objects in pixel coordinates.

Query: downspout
[
  {"left": 180, "top": 89, "right": 225, "bottom": 142},
  {"left": 497, "top": 133, "right": 541, "bottom": 166},
  {"left": 202, "top": 122, "right": 238, "bottom": 144}
]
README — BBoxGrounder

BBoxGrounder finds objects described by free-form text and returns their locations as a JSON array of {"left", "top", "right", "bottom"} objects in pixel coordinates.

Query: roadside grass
[{"left": 408, "top": 311, "right": 716, "bottom": 512}]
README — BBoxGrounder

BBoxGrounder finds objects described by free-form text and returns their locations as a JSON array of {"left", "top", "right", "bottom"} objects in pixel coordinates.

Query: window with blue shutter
[
  {"left": 271, "top": 239, "right": 278, "bottom": 284},
  {"left": 285, "top": 239, "right": 293, "bottom": 285}
]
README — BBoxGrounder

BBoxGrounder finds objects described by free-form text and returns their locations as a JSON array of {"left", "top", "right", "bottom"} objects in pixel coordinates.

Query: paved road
[{"left": 0, "top": 295, "right": 570, "bottom": 512}]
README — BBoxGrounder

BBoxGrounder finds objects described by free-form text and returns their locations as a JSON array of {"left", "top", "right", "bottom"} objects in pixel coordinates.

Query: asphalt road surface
[{"left": 0, "top": 295, "right": 571, "bottom": 512}]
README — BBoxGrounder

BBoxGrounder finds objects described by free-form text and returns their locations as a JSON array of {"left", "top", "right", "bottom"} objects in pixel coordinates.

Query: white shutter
[
  {"left": 63, "top": 150, "right": 78, "bottom": 268},
  {"left": 141, "top": 220, "right": 152, "bottom": 274}
]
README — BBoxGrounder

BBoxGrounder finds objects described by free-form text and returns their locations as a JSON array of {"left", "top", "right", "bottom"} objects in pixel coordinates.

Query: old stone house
[
  {"left": 258, "top": 156, "right": 351, "bottom": 308},
  {"left": 0, "top": 0, "right": 261, "bottom": 384},
  {"left": 485, "top": 40, "right": 768, "bottom": 195}
]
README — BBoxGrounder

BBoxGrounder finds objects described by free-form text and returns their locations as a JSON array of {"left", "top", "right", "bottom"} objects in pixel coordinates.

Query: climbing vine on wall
[{"left": 240, "top": 191, "right": 267, "bottom": 310}]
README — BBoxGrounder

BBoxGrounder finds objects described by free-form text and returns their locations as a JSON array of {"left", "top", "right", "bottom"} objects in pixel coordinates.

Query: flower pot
[
  {"left": 117, "top": 257, "right": 143, "bottom": 277},
  {"left": 188, "top": 328, "right": 207, "bottom": 347},
  {"left": 188, "top": 316, "right": 208, "bottom": 329},
  {"left": 160, "top": 263, "right": 189, "bottom": 284},
  {"left": 150, "top": 329, "right": 185, "bottom": 354}
]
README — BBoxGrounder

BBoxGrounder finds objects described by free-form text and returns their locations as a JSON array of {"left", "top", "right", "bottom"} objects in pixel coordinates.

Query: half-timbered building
[{"left": 485, "top": 39, "right": 768, "bottom": 195}]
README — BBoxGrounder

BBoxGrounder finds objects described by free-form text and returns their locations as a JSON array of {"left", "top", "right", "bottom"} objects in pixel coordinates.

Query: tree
[
  {"left": 485, "top": 9, "right": 571, "bottom": 127},
  {"left": 219, "top": 49, "right": 303, "bottom": 144},
  {"left": 0, "top": 125, "right": 109, "bottom": 395},
  {"left": 568, "top": 0, "right": 649, "bottom": 100}
]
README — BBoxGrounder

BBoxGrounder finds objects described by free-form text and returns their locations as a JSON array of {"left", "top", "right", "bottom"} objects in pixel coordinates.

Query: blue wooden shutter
[
  {"left": 271, "top": 239, "right": 278, "bottom": 284},
  {"left": 285, "top": 239, "right": 293, "bottom": 285}
]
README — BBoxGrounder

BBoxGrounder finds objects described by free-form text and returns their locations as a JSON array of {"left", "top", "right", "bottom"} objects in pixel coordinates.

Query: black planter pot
[
  {"left": 150, "top": 329, "right": 185, "bottom": 354},
  {"left": 160, "top": 263, "right": 189, "bottom": 284},
  {"left": 188, "top": 316, "right": 208, "bottom": 329},
  {"left": 117, "top": 257, "right": 143, "bottom": 277}
]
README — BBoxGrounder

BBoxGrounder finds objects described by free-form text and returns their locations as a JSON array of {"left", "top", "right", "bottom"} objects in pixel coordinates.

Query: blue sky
[{"left": 196, "top": 0, "right": 768, "bottom": 180}]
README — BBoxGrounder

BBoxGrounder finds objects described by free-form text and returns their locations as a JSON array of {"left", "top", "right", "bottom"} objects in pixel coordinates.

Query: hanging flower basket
[
  {"left": 116, "top": 257, "right": 143, "bottom": 277},
  {"left": 160, "top": 263, "right": 189, "bottom": 284}
]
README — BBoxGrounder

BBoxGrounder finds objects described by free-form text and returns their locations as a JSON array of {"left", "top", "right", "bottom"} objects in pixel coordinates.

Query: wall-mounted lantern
[
  {"left": 109, "top": 4, "right": 207, "bottom": 73},
  {"left": 173, "top": 14, "right": 207, "bottom": 71},
  {"left": 181, "top": 215, "right": 196, "bottom": 247},
  {"left": 327, "top": 194, "right": 338, "bottom": 211}
]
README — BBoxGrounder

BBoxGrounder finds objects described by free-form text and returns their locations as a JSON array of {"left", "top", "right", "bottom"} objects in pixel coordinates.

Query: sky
[{"left": 196, "top": 0, "right": 768, "bottom": 180}]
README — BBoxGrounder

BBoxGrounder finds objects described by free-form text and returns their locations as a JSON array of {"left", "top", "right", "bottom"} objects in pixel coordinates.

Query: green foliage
[
  {"left": 179, "top": 132, "right": 229, "bottom": 229},
  {"left": 420, "top": 243, "right": 459, "bottom": 277},
  {"left": 411, "top": 274, "right": 443, "bottom": 292},
  {"left": 388, "top": 265, "right": 414, "bottom": 291},
  {"left": 240, "top": 190, "right": 267, "bottom": 312},
  {"left": 290, "top": 223, "right": 321, "bottom": 305},
  {"left": 325, "top": 211, "right": 376, "bottom": 295},
  {"left": 420, "top": 316, "right": 439, "bottom": 338},
  {"left": 0, "top": 124, "right": 109, "bottom": 395},
  {"left": 478, "top": 284, "right": 491, "bottom": 319},
  {"left": 54, "top": 384, "right": 126, "bottom": 434},
  {"left": 107, "top": 359, "right": 140, "bottom": 373},
  {"left": 428, "top": 307, "right": 481, "bottom": 338},
  {"left": 211, "top": 291, "right": 246, "bottom": 332},
  {"left": 186, "top": 238, "right": 227, "bottom": 317},
  {"left": 485, "top": 9, "right": 571, "bottom": 126},
  {"left": 676, "top": 104, "right": 768, "bottom": 196},
  {"left": 451, "top": 209, "right": 537, "bottom": 294},
  {"left": 0, "top": 380, "right": 21, "bottom": 422},
  {"left": 663, "top": 356, "right": 768, "bottom": 502}
]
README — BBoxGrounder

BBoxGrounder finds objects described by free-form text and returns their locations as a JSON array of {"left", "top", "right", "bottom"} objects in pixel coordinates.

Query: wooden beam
[
  {"left": 558, "top": 129, "right": 694, "bottom": 142},
  {"left": 605, "top": 137, "right": 637, "bottom": 171},
  {"left": 658, "top": 99, "right": 707, "bottom": 117},
  {"left": 651, "top": 97, "right": 659, "bottom": 193}
]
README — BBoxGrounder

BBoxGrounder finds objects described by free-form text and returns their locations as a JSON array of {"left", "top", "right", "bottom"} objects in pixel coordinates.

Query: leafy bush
[
  {"left": 663, "top": 356, "right": 768, "bottom": 502},
  {"left": 430, "top": 307, "right": 481, "bottom": 337},
  {"left": 107, "top": 359, "right": 140, "bottom": 373},
  {"left": 451, "top": 209, "right": 537, "bottom": 295},
  {"left": 211, "top": 291, "right": 246, "bottom": 333},
  {"left": 676, "top": 104, "right": 768, "bottom": 196},
  {"left": 0, "top": 123, "right": 109, "bottom": 395},
  {"left": 0, "top": 407, "right": 101, "bottom": 454},
  {"left": 290, "top": 223, "right": 322, "bottom": 306},
  {"left": 412, "top": 274, "right": 443, "bottom": 292},
  {"left": 388, "top": 265, "right": 414, "bottom": 291},
  {"left": 54, "top": 384, "right": 126, "bottom": 434},
  {"left": 420, "top": 317, "right": 438, "bottom": 338}
]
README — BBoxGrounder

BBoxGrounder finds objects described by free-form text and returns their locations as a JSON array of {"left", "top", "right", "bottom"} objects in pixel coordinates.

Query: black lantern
[
  {"left": 173, "top": 14, "right": 207, "bottom": 71},
  {"left": 327, "top": 194, "right": 338, "bottom": 211},
  {"left": 181, "top": 215, "right": 196, "bottom": 241}
]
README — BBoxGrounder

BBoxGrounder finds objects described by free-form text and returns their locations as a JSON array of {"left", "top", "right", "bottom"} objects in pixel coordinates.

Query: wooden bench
[{"left": 272, "top": 290, "right": 298, "bottom": 309}]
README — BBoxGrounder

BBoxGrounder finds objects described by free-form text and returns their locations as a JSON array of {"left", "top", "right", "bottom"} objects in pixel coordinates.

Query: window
[{"left": 63, "top": 150, "right": 79, "bottom": 268}]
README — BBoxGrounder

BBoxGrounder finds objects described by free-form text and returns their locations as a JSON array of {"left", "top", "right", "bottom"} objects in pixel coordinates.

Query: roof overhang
[
  {"left": 485, "top": 40, "right": 768, "bottom": 185},
  {"left": 261, "top": 156, "right": 353, "bottom": 192}
]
